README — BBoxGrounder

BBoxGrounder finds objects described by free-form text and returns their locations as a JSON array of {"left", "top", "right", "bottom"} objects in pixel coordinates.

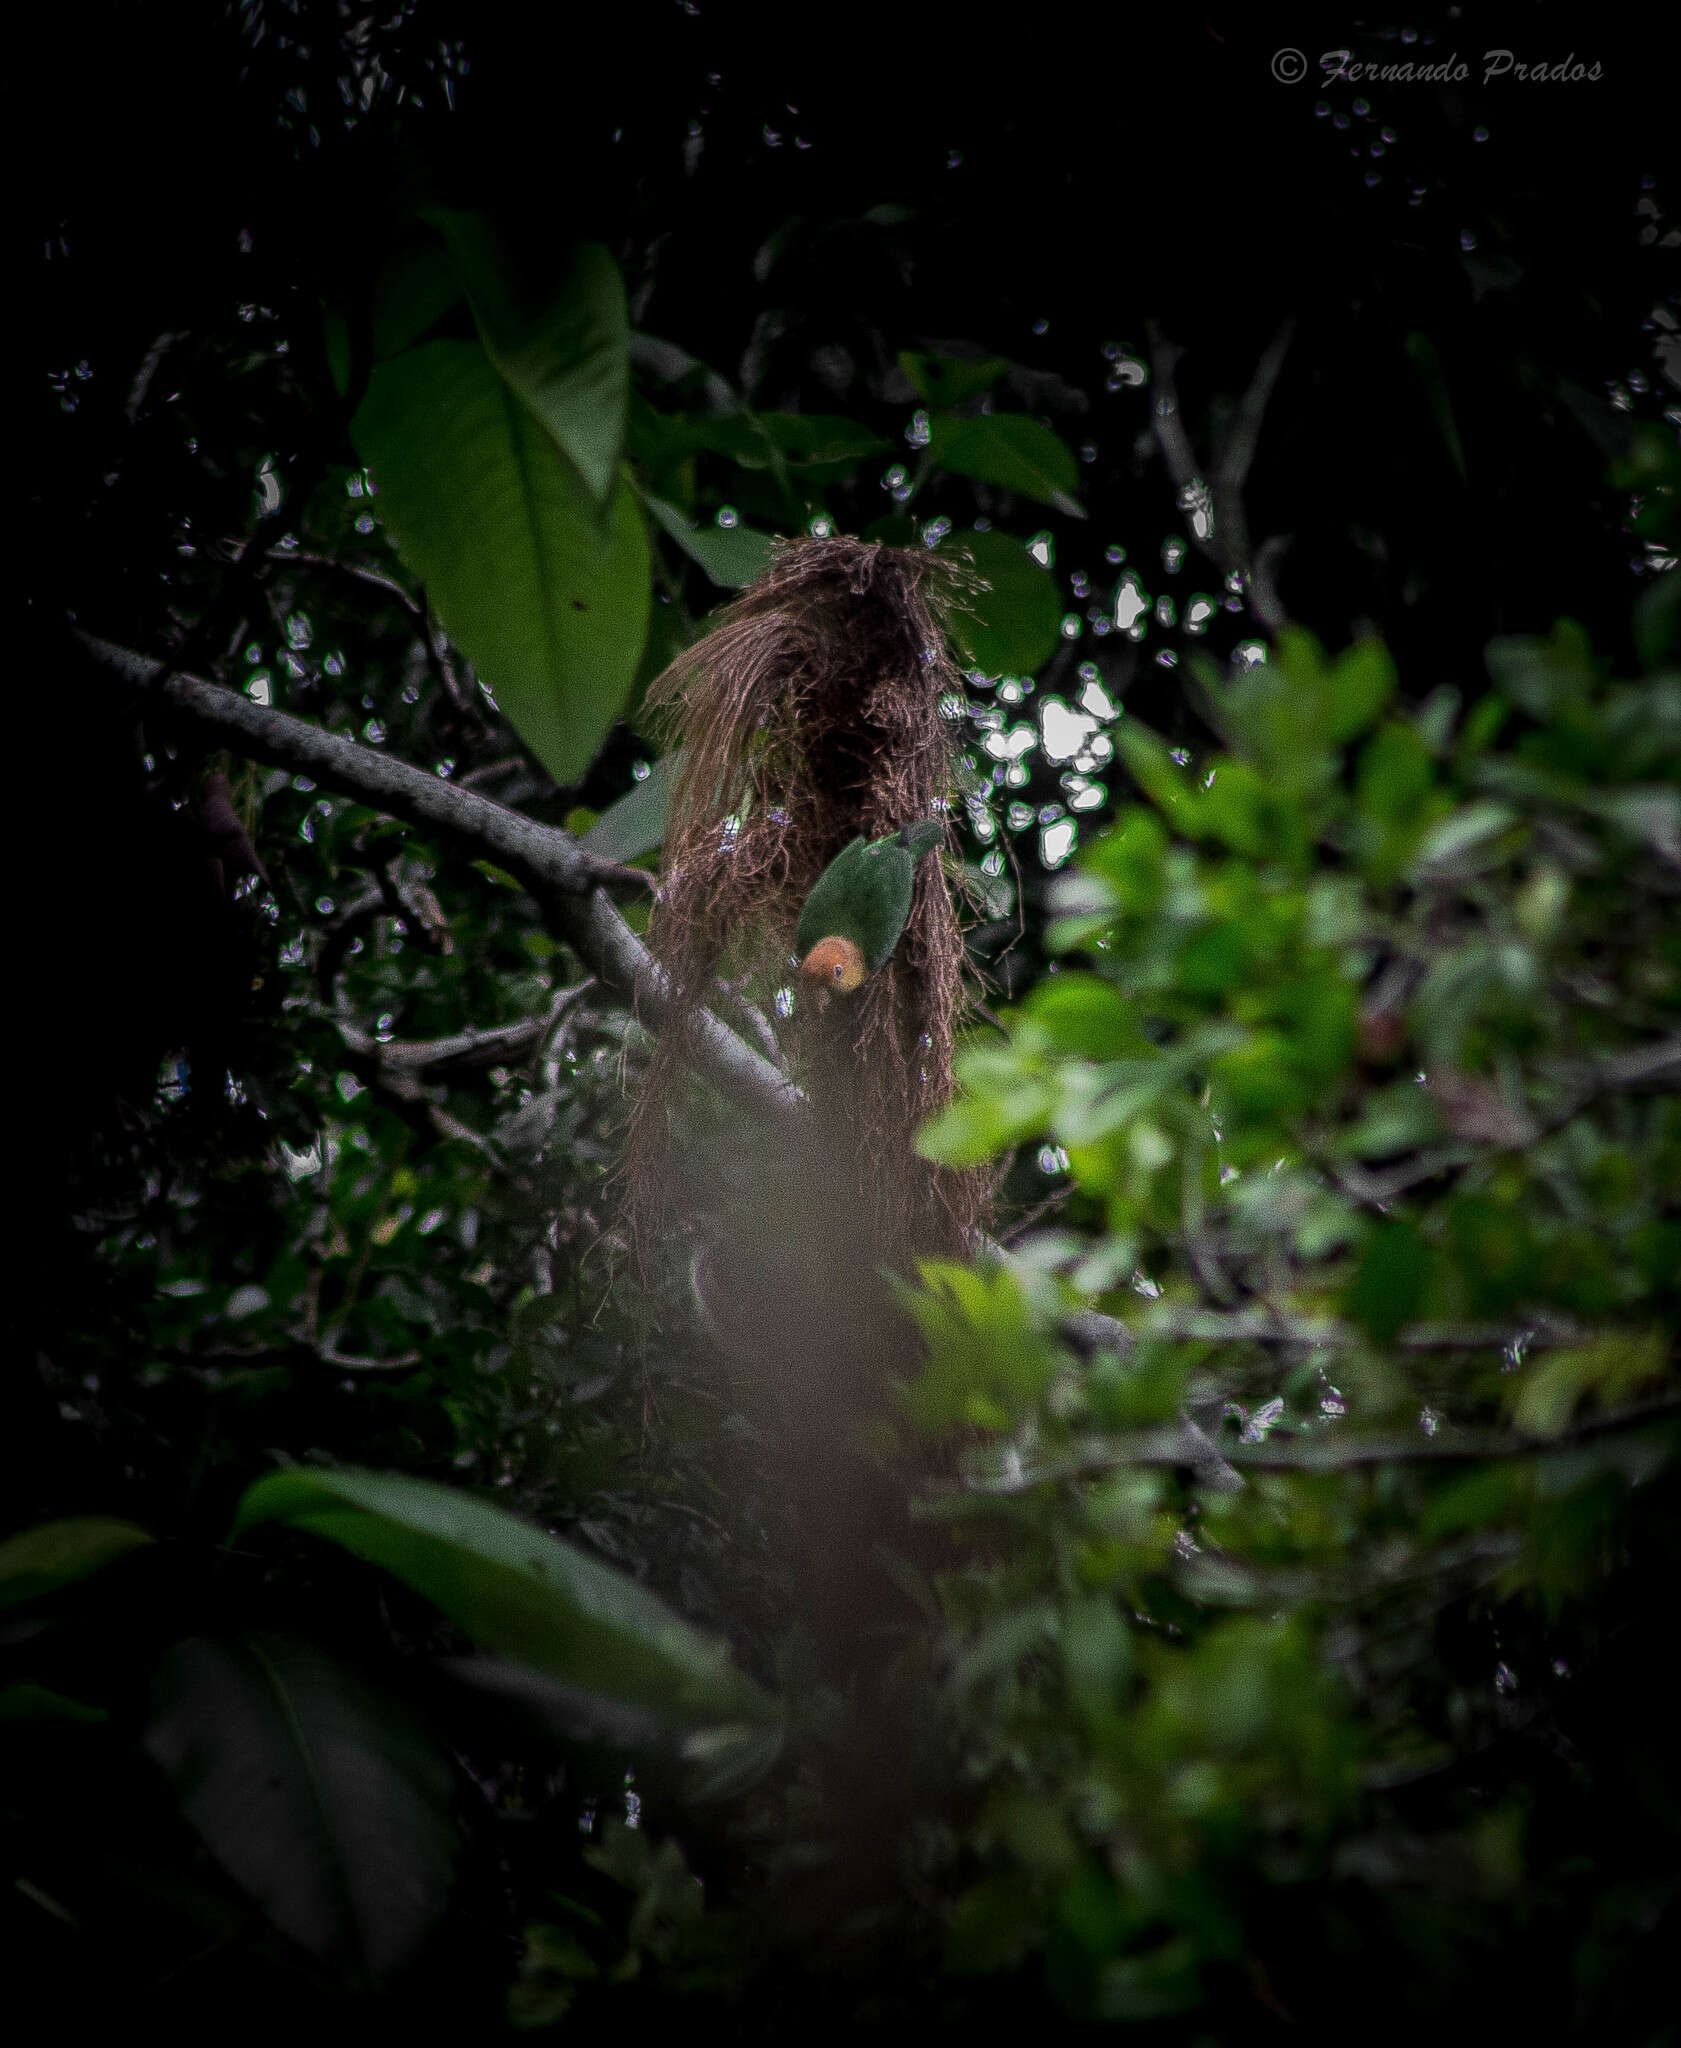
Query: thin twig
[
  {"left": 316, "top": 880, "right": 388, "bottom": 997},
  {"left": 1328, "top": 1144, "right": 1477, "bottom": 1211},
  {"left": 418, "top": 585, "right": 473, "bottom": 718},
  {"left": 710, "top": 977, "right": 788, "bottom": 1070},
  {"left": 126, "top": 329, "right": 186, "bottom": 424},
  {"left": 998, "top": 1186, "right": 1074, "bottom": 1247},
  {"left": 1214, "top": 320, "right": 1296, "bottom": 496},
  {"left": 1219, "top": 1393, "right": 1681, "bottom": 1468},
  {"left": 1144, "top": 322, "right": 1290, "bottom": 636},
  {"left": 264, "top": 546, "right": 422, "bottom": 617},
  {"left": 962, "top": 1391, "right": 1681, "bottom": 1494},
  {"left": 1125, "top": 1307, "right": 1586, "bottom": 1351},
  {"left": 337, "top": 1012, "right": 553, "bottom": 1072}
]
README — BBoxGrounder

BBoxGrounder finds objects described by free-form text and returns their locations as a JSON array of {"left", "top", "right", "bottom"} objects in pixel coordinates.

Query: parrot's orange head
[{"left": 798, "top": 935, "right": 867, "bottom": 994}]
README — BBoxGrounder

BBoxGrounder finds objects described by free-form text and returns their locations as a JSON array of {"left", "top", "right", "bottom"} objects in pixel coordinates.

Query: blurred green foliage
[
  {"left": 905, "top": 613, "right": 1681, "bottom": 2025},
  {"left": 15, "top": 8, "right": 1681, "bottom": 2035}
]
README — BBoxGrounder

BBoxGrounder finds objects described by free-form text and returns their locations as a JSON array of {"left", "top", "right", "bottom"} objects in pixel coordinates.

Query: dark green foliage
[
  {"left": 145, "top": 1629, "right": 463, "bottom": 1987},
  {"left": 14, "top": 4, "right": 1679, "bottom": 2036},
  {"left": 908, "top": 605, "right": 1681, "bottom": 2025}
]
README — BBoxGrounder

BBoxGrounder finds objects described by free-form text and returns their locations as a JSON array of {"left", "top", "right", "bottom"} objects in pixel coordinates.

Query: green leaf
[
  {"left": 927, "top": 417, "right": 1087, "bottom": 517},
  {"left": 1403, "top": 331, "right": 1468, "bottom": 483},
  {"left": 1356, "top": 723, "right": 1436, "bottom": 827},
  {"left": 1602, "top": 787, "right": 1681, "bottom": 864},
  {"left": 900, "top": 351, "right": 1009, "bottom": 408},
  {"left": 1023, "top": 974, "right": 1153, "bottom": 1059},
  {"left": 427, "top": 213, "right": 628, "bottom": 506},
  {"left": 352, "top": 340, "right": 650, "bottom": 789},
  {"left": 321, "top": 309, "right": 352, "bottom": 401},
  {"left": 582, "top": 750, "right": 682, "bottom": 863},
  {"left": 861, "top": 514, "right": 920, "bottom": 547},
  {"left": 1485, "top": 622, "right": 1598, "bottom": 718},
  {"left": 1337, "top": 1081, "right": 1445, "bottom": 1160},
  {"left": 950, "top": 1602, "right": 1058, "bottom": 1702},
  {"left": 946, "top": 528, "right": 1063, "bottom": 675},
  {"left": 1323, "top": 639, "right": 1397, "bottom": 743},
  {"left": 145, "top": 1631, "right": 459, "bottom": 1984},
  {"left": 0, "top": 1682, "right": 108, "bottom": 1723},
  {"left": 1114, "top": 720, "right": 1205, "bottom": 836},
  {"left": 1420, "top": 1464, "right": 1523, "bottom": 1541},
  {"left": 368, "top": 236, "right": 467, "bottom": 361},
  {"left": 1197, "top": 759, "right": 1273, "bottom": 859},
  {"left": 1510, "top": 1332, "right": 1668, "bottom": 1438},
  {"left": 1061, "top": 1596, "right": 1133, "bottom": 1728},
  {"left": 643, "top": 493, "right": 776, "bottom": 587},
  {"left": 630, "top": 409, "right": 885, "bottom": 479},
  {"left": 918, "top": 1085, "right": 1055, "bottom": 1168},
  {"left": 1081, "top": 810, "right": 1168, "bottom": 913},
  {"left": 624, "top": 593, "right": 691, "bottom": 738},
  {"left": 0, "top": 1517, "right": 153, "bottom": 1611},
  {"left": 1633, "top": 567, "right": 1680, "bottom": 668},
  {"left": 233, "top": 1467, "right": 772, "bottom": 1730},
  {"left": 751, "top": 414, "right": 891, "bottom": 466},
  {"left": 1409, "top": 801, "right": 1520, "bottom": 877},
  {"left": 1346, "top": 1221, "right": 1431, "bottom": 1344}
]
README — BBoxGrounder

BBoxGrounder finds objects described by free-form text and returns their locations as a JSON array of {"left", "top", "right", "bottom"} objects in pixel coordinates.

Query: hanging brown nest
[{"left": 623, "top": 535, "right": 996, "bottom": 1351}]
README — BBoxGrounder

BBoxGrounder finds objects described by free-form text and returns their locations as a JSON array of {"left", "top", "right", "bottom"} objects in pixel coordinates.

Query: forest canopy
[{"left": 11, "top": 4, "right": 1681, "bottom": 2035}]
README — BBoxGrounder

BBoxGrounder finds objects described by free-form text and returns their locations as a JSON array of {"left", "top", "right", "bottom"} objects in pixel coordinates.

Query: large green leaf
[
  {"left": 946, "top": 528, "right": 1063, "bottom": 676},
  {"left": 368, "top": 236, "right": 468, "bottom": 362},
  {"left": 927, "top": 417, "right": 1086, "bottom": 517},
  {"left": 643, "top": 493, "right": 777, "bottom": 587},
  {"left": 0, "top": 1517, "right": 153, "bottom": 1610},
  {"left": 233, "top": 1467, "right": 773, "bottom": 1731},
  {"left": 639, "top": 411, "right": 886, "bottom": 474},
  {"left": 582, "top": 748, "right": 682, "bottom": 863},
  {"left": 145, "top": 1631, "right": 460, "bottom": 1985},
  {"left": 900, "top": 351, "right": 1009, "bottom": 408},
  {"left": 751, "top": 413, "right": 890, "bottom": 467},
  {"left": 428, "top": 212, "right": 628, "bottom": 507},
  {"left": 352, "top": 340, "right": 650, "bottom": 789}
]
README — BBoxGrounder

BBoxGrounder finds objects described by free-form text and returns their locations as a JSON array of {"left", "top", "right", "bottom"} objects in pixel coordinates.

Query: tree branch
[
  {"left": 75, "top": 630, "right": 805, "bottom": 1127},
  {"left": 71, "top": 632, "right": 1241, "bottom": 1491},
  {"left": 962, "top": 1390, "right": 1681, "bottom": 1493},
  {"left": 337, "top": 1012, "right": 553, "bottom": 1073},
  {"left": 1112, "top": 1307, "right": 1588, "bottom": 1352},
  {"left": 337, "top": 979, "right": 598, "bottom": 1079},
  {"left": 1215, "top": 320, "right": 1295, "bottom": 496},
  {"left": 1145, "top": 323, "right": 1290, "bottom": 636},
  {"left": 1221, "top": 1391, "right": 1681, "bottom": 1468},
  {"left": 264, "top": 546, "right": 423, "bottom": 618}
]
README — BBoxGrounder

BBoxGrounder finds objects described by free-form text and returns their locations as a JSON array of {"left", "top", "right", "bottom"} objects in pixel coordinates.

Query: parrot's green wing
[
  {"left": 795, "top": 823, "right": 947, "bottom": 974},
  {"left": 796, "top": 837, "right": 874, "bottom": 961},
  {"left": 897, "top": 820, "right": 946, "bottom": 862}
]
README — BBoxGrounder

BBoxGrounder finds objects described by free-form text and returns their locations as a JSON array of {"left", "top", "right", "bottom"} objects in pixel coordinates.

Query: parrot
[{"left": 794, "top": 820, "right": 946, "bottom": 994}]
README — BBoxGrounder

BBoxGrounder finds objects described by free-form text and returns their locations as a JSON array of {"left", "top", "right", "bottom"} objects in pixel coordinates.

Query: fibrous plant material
[{"left": 625, "top": 535, "right": 994, "bottom": 1371}]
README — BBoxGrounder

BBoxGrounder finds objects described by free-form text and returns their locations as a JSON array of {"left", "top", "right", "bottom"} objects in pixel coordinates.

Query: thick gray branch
[
  {"left": 76, "top": 629, "right": 804, "bottom": 1128},
  {"left": 77, "top": 631, "right": 643, "bottom": 895},
  {"left": 555, "top": 886, "right": 806, "bottom": 1121}
]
